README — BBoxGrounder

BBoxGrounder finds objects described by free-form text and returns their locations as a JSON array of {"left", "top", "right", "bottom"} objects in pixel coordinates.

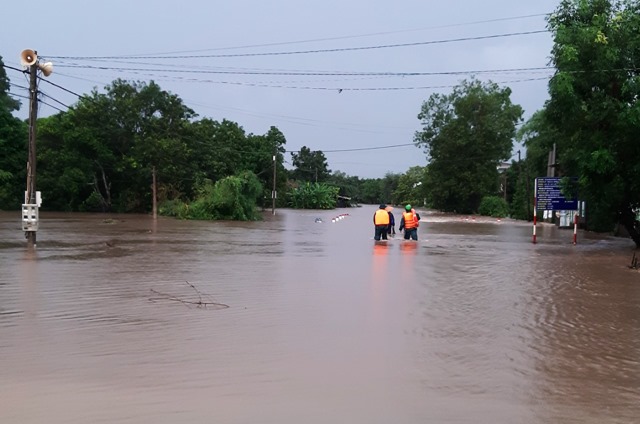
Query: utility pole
[
  {"left": 152, "top": 166, "right": 157, "bottom": 219},
  {"left": 25, "top": 59, "right": 39, "bottom": 248},
  {"left": 519, "top": 150, "right": 531, "bottom": 221},
  {"left": 547, "top": 143, "right": 557, "bottom": 177},
  {"left": 20, "top": 49, "right": 53, "bottom": 248},
  {"left": 545, "top": 143, "right": 557, "bottom": 223},
  {"left": 272, "top": 145, "right": 277, "bottom": 215},
  {"left": 503, "top": 173, "right": 507, "bottom": 202}
]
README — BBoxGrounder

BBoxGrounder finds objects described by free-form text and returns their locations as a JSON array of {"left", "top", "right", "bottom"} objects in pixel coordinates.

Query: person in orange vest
[
  {"left": 399, "top": 204, "right": 421, "bottom": 240},
  {"left": 373, "top": 204, "right": 390, "bottom": 240}
]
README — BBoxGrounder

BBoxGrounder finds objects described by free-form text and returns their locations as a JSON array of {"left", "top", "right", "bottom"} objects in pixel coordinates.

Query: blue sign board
[{"left": 535, "top": 177, "right": 578, "bottom": 210}]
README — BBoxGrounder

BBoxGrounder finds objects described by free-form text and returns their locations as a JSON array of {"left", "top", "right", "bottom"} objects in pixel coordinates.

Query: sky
[{"left": 1, "top": 0, "right": 561, "bottom": 179}]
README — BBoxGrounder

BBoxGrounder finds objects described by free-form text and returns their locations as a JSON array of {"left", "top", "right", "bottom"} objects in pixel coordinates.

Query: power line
[
  {"left": 78, "top": 13, "right": 549, "bottom": 57},
  {"left": 43, "top": 66, "right": 552, "bottom": 91},
  {"left": 37, "top": 76, "right": 85, "bottom": 98},
  {"left": 129, "top": 76, "right": 551, "bottom": 92},
  {"left": 48, "top": 30, "right": 548, "bottom": 60},
  {"left": 3, "top": 64, "right": 26, "bottom": 73},
  {"left": 284, "top": 143, "right": 417, "bottom": 154},
  {"left": 318, "top": 143, "right": 416, "bottom": 153},
  {"left": 9, "top": 82, "right": 30, "bottom": 91},
  {"left": 54, "top": 63, "right": 552, "bottom": 77},
  {"left": 39, "top": 91, "right": 71, "bottom": 109},
  {"left": 9, "top": 93, "right": 30, "bottom": 100},
  {"left": 9, "top": 93, "right": 65, "bottom": 113}
]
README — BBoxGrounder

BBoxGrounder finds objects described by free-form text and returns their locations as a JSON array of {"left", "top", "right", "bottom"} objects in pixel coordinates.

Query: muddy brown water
[{"left": 1, "top": 208, "right": 639, "bottom": 423}]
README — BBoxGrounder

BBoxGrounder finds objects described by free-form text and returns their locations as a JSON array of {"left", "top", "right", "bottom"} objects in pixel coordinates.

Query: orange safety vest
[
  {"left": 374, "top": 209, "right": 390, "bottom": 226},
  {"left": 403, "top": 211, "right": 419, "bottom": 229}
]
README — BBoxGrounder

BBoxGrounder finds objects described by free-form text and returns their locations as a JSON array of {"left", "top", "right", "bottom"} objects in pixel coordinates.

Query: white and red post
[{"left": 573, "top": 212, "right": 578, "bottom": 245}]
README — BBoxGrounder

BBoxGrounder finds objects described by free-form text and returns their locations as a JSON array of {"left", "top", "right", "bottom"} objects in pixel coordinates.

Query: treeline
[
  {"left": 2, "top": 0, "right": 638, "bottom": 243},
  {"left": 409, "top": 0, "right": 640, "bottom": 246},
  {"left": 0, "top": 70, "right": 411, "bottom": 215}
]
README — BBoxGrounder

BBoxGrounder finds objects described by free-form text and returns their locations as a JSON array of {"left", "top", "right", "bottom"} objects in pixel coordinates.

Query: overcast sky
[{"left": 2, "top": 0, "right": 561, "bottom": 179}]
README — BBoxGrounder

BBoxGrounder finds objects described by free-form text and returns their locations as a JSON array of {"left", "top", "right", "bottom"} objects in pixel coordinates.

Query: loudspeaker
[
  {"left": 38, "top": 62, "right": 53, "bottom": 77},
  {"left": 20, "top": 49, "right": 37, "bottom": 67}
]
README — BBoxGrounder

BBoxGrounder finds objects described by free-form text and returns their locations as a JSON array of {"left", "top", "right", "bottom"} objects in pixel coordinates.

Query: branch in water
[{"left": 149, "top": 281, "right": 229, "bottom": 309}]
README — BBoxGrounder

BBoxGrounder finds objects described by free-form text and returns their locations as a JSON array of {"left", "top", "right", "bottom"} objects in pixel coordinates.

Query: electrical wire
[
  {"left": 82, "top": 12, "right": 550, "bottom": 57},
  {"left": 39, "top": 91, "right": 71, "bottom": 109},
  {"left": 9, "top": 93, "right": 65, "bottom": 113},
  {"left": 37, "top": 77, "right": 85, "bottom": 99},
  {"left": 40, "top": 66, "right": 552, "bottom": 91},
  {"left": 289, "top": 143, "right": 417, "bottom": 153},
  {"left": 53, "top": 63, "right": 552, "bottom": 77},
  {"left": 48, "top": 30, "right": 548, "bottom": 60},
  {"left": 9, "top": 82, "right": 30, "bottom": 91}
]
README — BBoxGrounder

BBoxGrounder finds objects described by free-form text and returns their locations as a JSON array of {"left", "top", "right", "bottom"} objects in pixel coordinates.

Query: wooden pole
[{"left": 26, "top": 61, "right": 38, "bottom": 248}]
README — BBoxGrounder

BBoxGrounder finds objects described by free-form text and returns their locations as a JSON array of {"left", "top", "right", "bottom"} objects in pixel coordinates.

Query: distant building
[{"left": 497, "top": 162, "right": 511, "bottom": 174}]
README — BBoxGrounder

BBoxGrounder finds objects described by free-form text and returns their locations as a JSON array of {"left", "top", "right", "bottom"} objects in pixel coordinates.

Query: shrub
[
  {"left": 287, "top": 182, "right": 339, "bottom": 209},
  {"left": 160, "top": 171, "right": 263, "bottom": 220},
  {"left": 478, "top": 196, "right": 509, "bottom": 218}
]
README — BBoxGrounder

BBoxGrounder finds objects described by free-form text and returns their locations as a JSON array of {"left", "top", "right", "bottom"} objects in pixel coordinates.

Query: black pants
[
  {"left": 403, "top": 228, "right": 418, "bottom": 240},
  {"left": 374, "top": 225, "right": 388, "bottom": 240}
]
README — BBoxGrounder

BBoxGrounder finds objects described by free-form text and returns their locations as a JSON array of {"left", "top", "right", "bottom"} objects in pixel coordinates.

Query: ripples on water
[{"left": 0, "top": 210, "right": 639, "bottom": 423}]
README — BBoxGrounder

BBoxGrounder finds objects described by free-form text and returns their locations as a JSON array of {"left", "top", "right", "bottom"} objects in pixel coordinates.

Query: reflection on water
[{"left": 1, "top": 209, "right": 639, "bottom": 424}]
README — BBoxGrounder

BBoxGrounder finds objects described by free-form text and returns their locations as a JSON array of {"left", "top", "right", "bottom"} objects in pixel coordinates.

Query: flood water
[{"left": 1, "top": 207, "right": 639, "bottom": 423}]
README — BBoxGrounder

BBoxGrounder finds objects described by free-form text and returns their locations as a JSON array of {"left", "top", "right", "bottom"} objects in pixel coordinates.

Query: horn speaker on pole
[
  {"left": 20, "top": 49, "right": 37, "bottom": 67},
  {"left": 38, "top": 62, "right": 53, "bottom": 77}
]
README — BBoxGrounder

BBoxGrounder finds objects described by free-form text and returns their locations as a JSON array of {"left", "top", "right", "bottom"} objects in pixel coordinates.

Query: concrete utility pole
[
  {"left": 545, "top": 143, "right": 557, "bottom": 223},
  {"left": 25, "top": 61, "right": 39, "bottom": 248},
  {"left": 272, "top": 146, "right": 277, "bottom": 215},
  {"left": 152, "top": 166, "right": 158, "bottom": 220},
  {"left": 547, "top": 143, "right": 557, "bottom": 177}
]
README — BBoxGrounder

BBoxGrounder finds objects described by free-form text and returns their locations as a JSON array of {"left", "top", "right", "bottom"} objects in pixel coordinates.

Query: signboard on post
[
  {"left": 535, "top": 177, "right": 578, "bottom": 211},
  {"left": 533, "top": 177, "right": 579, "bottom": 244}
]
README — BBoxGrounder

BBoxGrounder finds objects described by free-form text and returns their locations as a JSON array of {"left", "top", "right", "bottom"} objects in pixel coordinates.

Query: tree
[
  {"left": 327, "top": 170, "right": 361, "bottom": 201},
  {"left": 290, "top": 146, "right": 331, "bottom": 182},
  {"left": 0, "top": 58, "right": 20, "bottom": 112},
  {"left": 546, "top": 0, "right": 640, "bottom": 245},
  {"left": 392, "top": 167, "right": 426, "bottom": 206},
  {"left": 0, "top": 56, "right": 27, "bottom": 209},
  {"left": 38, "top": 79, "right": 196, "bottom": 212},
  {"left": 246, "top": 126, "right": 288, "bottom": 207},
  {"left": 415, "top": 79, "right": 523, "bottom": 213}
]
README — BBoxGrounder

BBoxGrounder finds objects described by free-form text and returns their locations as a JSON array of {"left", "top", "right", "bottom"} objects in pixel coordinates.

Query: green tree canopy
[
  {"left": 545, "top": 0, "right": 640, "bottom": 244},
  {"left": 415, "top": 78, "right": 523, "bottom": 213},
  {"left": 392, "top": 167, "right": 427, "bottom": 207},
  {"left": 0, "top": 56, "right": 27, "bottom": 209},
  {"left": 290, "top": 146, "right": 331, "bottom": 182},
  {"left": 37, "top": 79, "right": 197, "bottom": 212}
]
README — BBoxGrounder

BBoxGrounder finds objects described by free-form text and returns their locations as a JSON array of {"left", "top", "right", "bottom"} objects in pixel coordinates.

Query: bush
[
  {"left": 160, "top": 171, "right": 263, "bottom": 220},
  {"left": 288, "top": 182, "right": 339, "bottom": 209},
  {"left": 478, "top": 196, "right": 509, "bottom": 218}
]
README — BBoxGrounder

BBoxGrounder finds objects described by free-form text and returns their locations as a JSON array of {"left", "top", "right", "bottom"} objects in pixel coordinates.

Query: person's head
[
  {"left": 379, "top": 204, "right": 386, "bottom": 209},
  {"left": 405, "top": 204, "right": 412, "bottom": 211}
]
